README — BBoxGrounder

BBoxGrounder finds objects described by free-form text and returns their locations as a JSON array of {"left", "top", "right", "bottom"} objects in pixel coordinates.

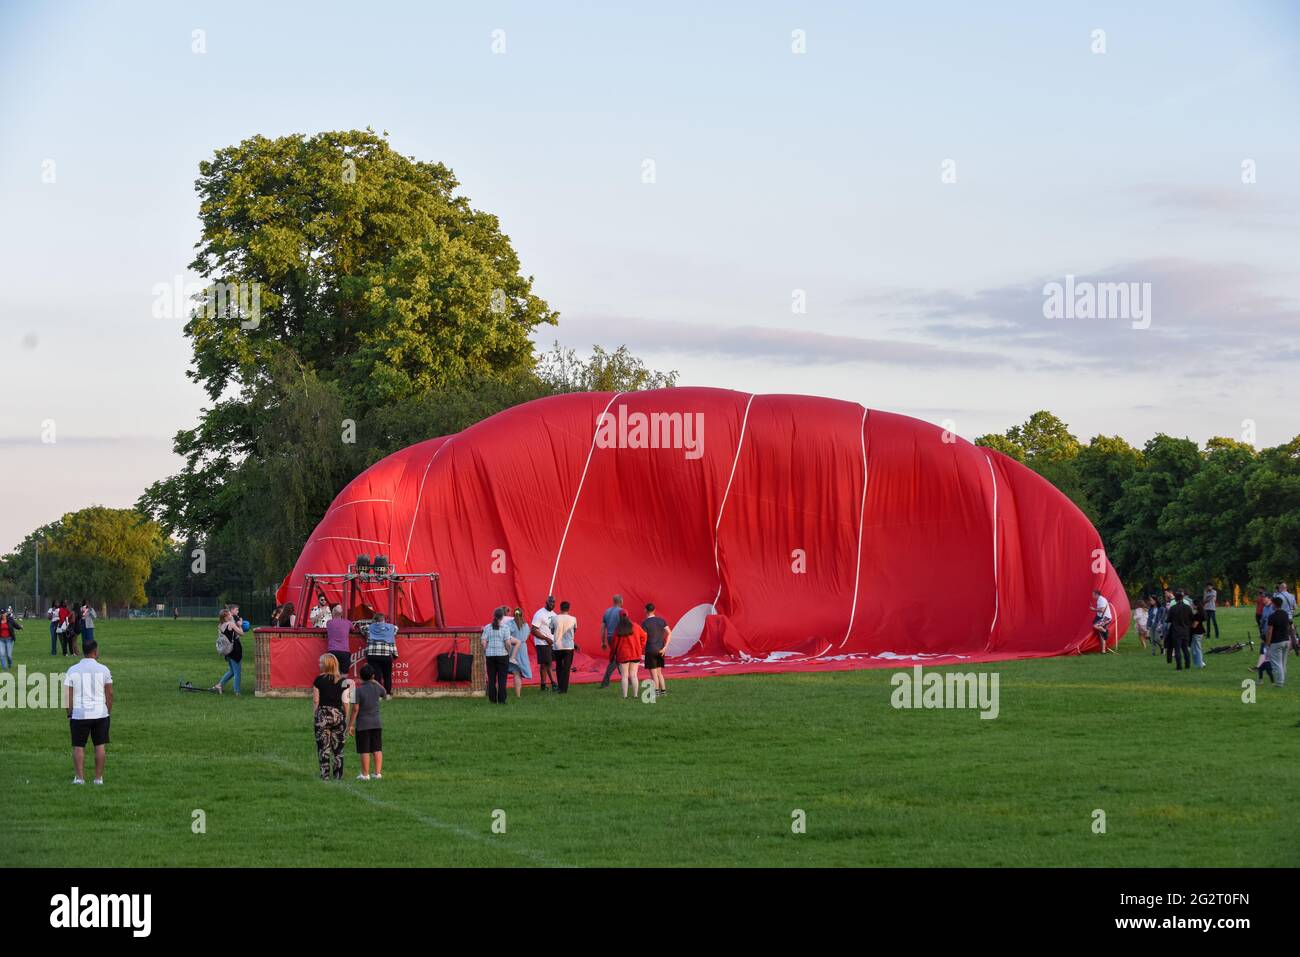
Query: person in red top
[
  {"left": 612, "top": 611, "right": 646, "bottom": 699},
  {"left": 1255, "top": 588, "right": 1268, "bottom": 629},
  {"left": 57, "top": 601, "right": 73, "bottom": 657}
]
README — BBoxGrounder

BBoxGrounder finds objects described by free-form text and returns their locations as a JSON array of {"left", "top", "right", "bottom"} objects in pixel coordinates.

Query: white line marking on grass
[{"left": 257, "top": 754, "right": 567, "bottom": 867}]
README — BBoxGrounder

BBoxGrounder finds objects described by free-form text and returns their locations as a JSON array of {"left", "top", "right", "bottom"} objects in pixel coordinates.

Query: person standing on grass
[
  {"left": 599, "top": 594, "right": 625, "bottom": 688},
  {"left": 211, "top": 609, "right": 244, "bottom": 695},
  {"left": 56, "top": 601, "right": 72, "bottom": 657},
  {"left": 1190, "top": 597, "right": 1206, "bottom": 669},
  {"left": 47, "top": 602, "right": 59, "bottom": 656},
  {"left": 1165, "top": 589, "right": 1193, "bottom": 671},
  {"left": 1202, "top": 583, "right": 1219, "bottom": 640},
  {"left": 1133, "top": 599, "right": 1149, "bottom": 650},
  {"left": 312, "top": 654, "right": 348, "bottom": 780},
  {"left": 64, "top": 639, "right": 112, "bottom": 786},
  {"left": 1147, "top": 595, "right": 1164, "bottom": 656},
  {"left": 612, "top": 610, "right": 647, "bottom": 699},
  {"left": 1276, "top": 581, "right": 1296, "bottom": 615},
  {"left": 481, "top": 607, "right": 512, "bottom": 704},
  {"left": 1091, "top": 589, "right": 1113, "bottom": 653},
  {"left": 552, "top": 601, "right": 578, "bottom": 693},
  {"left": 531, "top": 596, "right": 559, "bottom": 692},
  {"left": 0, "top": 606, "right": 17, "bottom": 670},
  {"left": 325, "top": 605, "right": 352, "bottom": 678},
  {"left": 348, "top": 663, "right": 385, "bottom": 780},
  {"left": 68, "top": 602, "right": 82, "bottom": 657},
  {"left": 79, "top": 601, "right": 97, "bottom": 646},
  {"left": 1264, "top": 596, "right": 1290, "bottom": 688},
  {"left": 364, "top": 612, "right": 398, "bottom": 696},
  {"left": 507, "top": 607, "right": 533, "bottom": 698},
  {"left": 641, "top": 602, "right": 671, "bottom": 697},
  {"left": 1254, "top": 588, "right": 1268, "bottom": 630}
]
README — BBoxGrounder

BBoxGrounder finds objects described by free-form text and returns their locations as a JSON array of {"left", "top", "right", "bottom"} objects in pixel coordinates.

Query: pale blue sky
[{"left": 2, "top": 0, "right": 1298, "bottom": 551}]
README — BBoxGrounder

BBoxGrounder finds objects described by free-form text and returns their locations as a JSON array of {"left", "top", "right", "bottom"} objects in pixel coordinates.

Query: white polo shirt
[{"left": 64, "top": 657, "right": 113, "bottom": 720}]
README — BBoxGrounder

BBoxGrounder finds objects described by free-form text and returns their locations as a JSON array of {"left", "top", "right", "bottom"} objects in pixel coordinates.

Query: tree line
[{"left": 975, "top": 412, "right": 1300, "bottom": 599}]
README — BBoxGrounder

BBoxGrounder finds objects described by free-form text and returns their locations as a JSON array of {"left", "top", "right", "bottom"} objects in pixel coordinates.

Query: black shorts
[
  {"left": 356, "top": 728, "right": 382, "bottom": 754},
  {"left": 644, "top": 652, "right": 665, "bottom": 669},
  {"left": 535, "top": 644, "right": 554, "bottom": 666},
  {"left": 70, "top": 716, "right": 110, "bottom": 748}
]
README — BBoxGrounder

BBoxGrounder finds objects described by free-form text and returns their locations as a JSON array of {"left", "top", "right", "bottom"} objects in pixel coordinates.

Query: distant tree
[
  {"left": 1075, "top": 435, "right": 1143, "bottom": 549},
  {"left": 974, "top": 433, "right": 1025, "bottom": 463},
  {"left": 34, "top": 508, "right": 164, "bottom": 609},
  {"left": 1156, "top": 438, "right": 1258, "bottom": 593},
  {"left": 536, "top": 343, "right": 679, "bottom": 393},
  {"left": 1005, "top": 411, "right": 1083, "bottom": 464},
  {"left": 1110, "top": 435, "right": 1202, "bottom": 591},
  {"left": 1244, "top": 437, "right": 1300, "bottom": 586}
]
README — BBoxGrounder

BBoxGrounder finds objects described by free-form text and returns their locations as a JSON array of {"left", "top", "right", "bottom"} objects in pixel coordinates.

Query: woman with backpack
[{"left": 210, "top": 610, "right": 244, "bottom": 695}]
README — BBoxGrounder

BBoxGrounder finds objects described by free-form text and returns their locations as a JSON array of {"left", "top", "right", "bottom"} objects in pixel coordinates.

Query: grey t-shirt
[
  {"left": 1203, "top": 588, "right": 1216, "bottom": 610},
  {"left": 354, "top": 680, "right": 384, "bottom": 731}
]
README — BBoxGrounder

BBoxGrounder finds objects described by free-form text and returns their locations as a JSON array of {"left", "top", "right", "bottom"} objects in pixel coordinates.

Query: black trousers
[
  {"left": 553, "top": 650, "right": 574, "bottom": 693},
  {"left": 1204, "top": 609, "right": 1219, "bottom": 638},
  {"left": 486, "top": 655, "right": 510, "bottom": 703},
  {"left": 368, "top": 653, "right": 393, "bottom": 694},
  {"left": 331, "top": 651, "right": 351, "bottom": 677},
  {"left": 1168, "top": 637, "right": 1190, "bottom": 669},
  {"left": 601, "top": 645, "right": 619, "bottom": 684}
]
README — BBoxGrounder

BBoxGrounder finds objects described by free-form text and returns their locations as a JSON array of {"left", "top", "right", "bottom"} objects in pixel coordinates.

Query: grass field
[{"left": 0, "top": 609, "right": 1295, "bottom": 867}]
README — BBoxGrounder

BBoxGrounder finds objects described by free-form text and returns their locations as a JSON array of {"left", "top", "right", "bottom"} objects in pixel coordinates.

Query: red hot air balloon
[{"left": 277, "top": 388, "right": 1129, "bottom": 680}]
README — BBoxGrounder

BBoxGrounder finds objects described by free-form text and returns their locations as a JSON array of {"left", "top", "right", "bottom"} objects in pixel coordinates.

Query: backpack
[{"left": 216, "top": 627, "right": 234, "bottom": 656}]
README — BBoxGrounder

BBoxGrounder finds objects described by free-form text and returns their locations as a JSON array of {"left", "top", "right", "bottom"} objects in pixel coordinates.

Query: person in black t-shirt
[
  {"left": 312, "top": 655, "right": 349, "bottom": 780},
  {"left": 641, "top": 603, "right": 672, "bottom": 697},
  {"left": 1264, "top": 597, "right": 1290, "bottom": 687}
]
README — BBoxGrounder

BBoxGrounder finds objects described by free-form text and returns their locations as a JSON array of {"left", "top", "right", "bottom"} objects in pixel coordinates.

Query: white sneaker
[
  {"left": 92, "top": 778, "right": 104, "bottom": 785},
  {"left": 72, "top": 778, "right": 85, "bottom": 785},
  {"left": 373, "top": 773, "right": 382, "bottom": 780},
  {"left": 356, "top": 773, "right": 370, "bottom": 781}
]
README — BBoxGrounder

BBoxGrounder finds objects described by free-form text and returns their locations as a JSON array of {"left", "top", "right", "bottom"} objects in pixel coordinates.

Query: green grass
[{"left": 0, "top": 609, "right": 1295, "bottom": 867}]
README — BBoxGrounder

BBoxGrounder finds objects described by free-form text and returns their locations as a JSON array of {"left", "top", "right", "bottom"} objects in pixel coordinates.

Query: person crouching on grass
[
  {"left": 64, "top": 639, "right": 112, "bottom": 785},
  {"left": 348, "top": 663, "right": 385, "bottom": 780},
  {"left": 312, "top": 655, "right": 349, "bottom": 781},
  {"left": 613, "top": 611, "right": 647, "bottom": 699}
]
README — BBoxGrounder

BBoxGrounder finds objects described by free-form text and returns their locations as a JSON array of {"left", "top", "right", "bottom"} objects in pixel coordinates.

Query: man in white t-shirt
[
  {"left": 552, "top": 601, "right": 579, "bottom": 694},
  {"left": 63, "top": 639, "right": 113, "bottom": 785},
  {"left": 530, "top": 597, "right": 558, "bottom": 692},
  {"left": 1092, "top": 590, "right": 1114, "bottom": 653}
]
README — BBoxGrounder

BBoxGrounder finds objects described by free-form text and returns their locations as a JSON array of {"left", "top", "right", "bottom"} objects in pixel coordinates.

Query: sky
[{"left": 1, "top": 0, "right": 1298, "bottom": 554}]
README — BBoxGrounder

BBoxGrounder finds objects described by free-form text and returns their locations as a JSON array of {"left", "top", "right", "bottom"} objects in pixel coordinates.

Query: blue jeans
[
  {"left": 1190, "top": 635, "right": 1204, "bottom": 668},
  {"left": 218, "top": 659, "right": 242, "bottom": 695},
  {"left": 82, "top": 627, "right": 94, "bottom": 646},
  {"left": 50, "top": 622, "right": 58, "bottom": 655},
  {"left": 0, "top": 638, "right": 13, "bottom": 668}
]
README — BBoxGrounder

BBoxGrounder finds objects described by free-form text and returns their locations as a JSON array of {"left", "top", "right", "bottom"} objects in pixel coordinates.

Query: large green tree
[
  {"left": 4, "top": 508, "right": 164, "bottom": 609},
  {"left": 1244, "top": 437, "right": 1300, "bottom": 586},
  {"left": 1156, "top": 438, "right": 1258, "bottom": 592},
  {"left": 1109, "top": 434, "right": 1202, "bottom": 591}
]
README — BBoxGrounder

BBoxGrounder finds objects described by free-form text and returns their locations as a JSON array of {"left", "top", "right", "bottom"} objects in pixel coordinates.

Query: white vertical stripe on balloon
[
  {"left": 712, "top": 392, "right": 756, "bottom": 608},
  {"left": 984, "top": 453, "right": 1000, "bottom": 646},
  {"left": 838, "top": 406, "right": 869, "bottom": 649},
  {"left": 548, "top": 392, "right": 626, "bottom": 596},
  {"left": 404, "top": 441, "right": 451, "bottom": 564}
]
